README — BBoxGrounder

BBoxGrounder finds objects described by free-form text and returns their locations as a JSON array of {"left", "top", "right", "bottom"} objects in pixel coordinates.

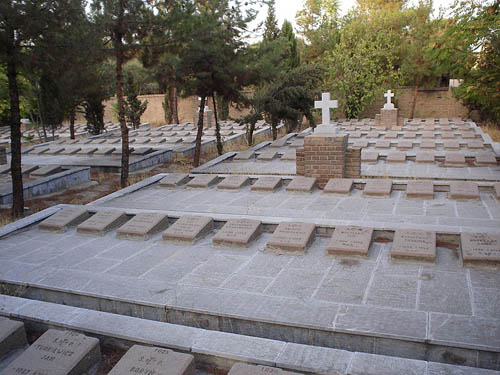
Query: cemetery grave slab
[
  {"left": 108, "top": 345, "right": 195, "bottom": 375},
  {"left": 234, "top": 150, "right": 255, "bottom": 161},
  {"left": 60, "top": 147, "right": 81, "bottom": 155},
  {"left": 403, "top": 132, "right": 417, "bottom": 139},
  {"left": 443, "top": 140, "right": 460, "bottom": 150},
  {"left": 38, "top": 207, "right": 89, "bottom": 233},
  {"left": 131, "top": 147, "right": 154, "bottom": 156},
  {"left": 349, "top": 131, "right": 361, "bottom": 138},
  {"left": 250, "top": 176, "right": 282, "bottom": 192},
  {"left": 387, "top": 152, "right": 406, "bottom": 163},
  {"left": 406, "top": 180, "right": 434, "bottom": 199},
  {"left": 94, "top": 147, "right": 115, "bottom": 155},
  {"left": 476, "top": 152, "right": 497, "bottom": 166},
  {"left": 391, "top": 229, "right": 436, "bottom": 262},
  {"left": 229, "top": 362, "right": 302, "bottom": 375},
  {"left": 2, "top": 329, "right": 100, "bottom": 375},
  {"left": 0, "top": 318, "right": 27, "bottom": 358},
  {"left": 441, "top": 132, "right": 455, "bottom": 139},
  {"left": 162, "top": 215, "right": 213, "bottom": 243},
  {"left": 76, "top": 210, "right": 128, "bottom": 236},
  {"left": 90, "top": 139, "right": 106, "bottom": 144},
  {"left": 323, "top": 178, "right": 353, "bottom": 195},
  {"left": 384, "top": 131, "right": 398, "bottom": 139},
  {"left": 266, "top": 221, "right": 316, "bottom": 254},
  {"left": 366, "top": 131, "right": 379, "bottom": 139},
  {"left": 445, "top": 153, "right": 466, "bottom": 167},
  {"left": 46, "top": 147, "right": 65, "bottom": 155},
  {"left": 449, "top": 181, "right": 480, "bottom": 200},
  {"left": 77, "top": 147, "right": 98, "bottom": 155},
  {"left": 212, "top": 218, "right": 262, "bottom": 247},
  {"left": 467, "top": 140, "right": 484, "bottom": 149},
  {"left": 353, "top": 139, "right": 369, "bottom": 148},
  {"left": 116, "top": 212, "right": 169, "bottom": 240},
  {"left": 326, "top": 226, "right": 373, "bottom": 256},
  {"left": 461, "top": 233, "right": 500, "bottom": 265},
  {"left": 421, "top": 131, "right": 435, "bottom": 139},
  {"left": 257, "top": 151, "right": 279, "bottom": 161},
  {"left": 286, "top": 176, "right": 317, "bottom": 193},
  {"left": 419, "top": 140, "right": 436, "bottom": 149},
  {"left": 363, "top": 179, "right": 392, "bottom": 197},
  {"left": 495, "top": 182, "right": 500, "bottom": 198},
  {"left": 30, "top": 165, "right": 62, "bottom": 177},
  {"left": 361, "top": 152, "right": 379, "bottom": 164},
  {"left": 415, "top": 152, "right": 435, "bottom": 164},
  {"left": 217, "top": 175, "right": 250, "bottom": 190},
  {"left": 460, "top": 131, "right": 476, "bottom": 139},
  {"left": 270, "top": 138, "right": 289, "bottom": 148},
  {"left": 289, "top": 139, "right": 304, "bottom": 148},
  {"left": 159, "top": 173, "right": 190, "bottom": 187},
  {"left": 375, "top": 140, "right": 391, "bottom": 149},
  {"left": 187, "top": 174, "right": 218, "bottom": 188},
  {"left": 281, "top": 150, "right": 297, "bottom": 161},
  {"left": 166, "top": 137, "right": 183, "bottom": 144},
  {"left": 396, "top": 140, "right": 413, "bottom": 150}
]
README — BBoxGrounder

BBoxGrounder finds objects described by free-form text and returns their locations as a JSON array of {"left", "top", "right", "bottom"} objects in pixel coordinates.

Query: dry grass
[{"left": 480, "top": 121, "right": 500, "bottom": 142}]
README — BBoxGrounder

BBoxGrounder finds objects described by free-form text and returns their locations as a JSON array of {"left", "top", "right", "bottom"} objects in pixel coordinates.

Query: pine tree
[
  {"left": 263, "top": 0, "right": 280, "bottom": 41},
  {"left": 281, "top": 20, "right": 300, "bottom": 70},
  {"left": 124, "top": 74, "right": 148, "bottom": 130}
]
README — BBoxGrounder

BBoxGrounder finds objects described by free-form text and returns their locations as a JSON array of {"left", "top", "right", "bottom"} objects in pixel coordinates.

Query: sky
[{"left": 260, "top": 0, "right": 456, "bottom": 30}]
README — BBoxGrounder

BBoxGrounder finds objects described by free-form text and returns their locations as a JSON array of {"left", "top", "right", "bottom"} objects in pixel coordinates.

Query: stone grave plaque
[
  {"left": 406, "top": 180, "right": 434, "bottom": 199},
  {"left": 212, "top": 218, "right": 262, "bottom": 247},
  {"left": 220, "top": 130, "right": 234, "bottom": 136},
  {"left": 21, "top": 165, "right": 39, "bottom": 175},
  {"left": 131, "top": 147, "right": 154, "bottom": 155},
  {"left": 251, "top": 176, "right": 282, "bottom": 192},
  {"left": 3, "top": 329, "right": 100, "bottom": 375},
  {"left": 363, "top": 179, "right": 392, "bottom": 197},
  {"left": 90, "top": 138, "right": 106, "bottom": 144},
  {"left": 186, "top": 174, "right": 218, "bottom": 188},
  {"left": 270, "top": 137, "right": 288, "bottom": 147},
  {"left": 441, "top": 131, "right": 455, "bottom": 139},
  {"left": 396, "top": 140, "right": 413, "bottom": 150},
  {"left": 82, "top": 139, "right": 93, "bottom": 144},
  {"left": 449, "top": 181, "right": 480, "bottom": 200},
  {"left": 439, "top": 118, "right": 449, "bottom": 125},
  {"left": 46, "top": 147, "right": 65, "bottom": 155},
  {"left": 228, "top": 363, "right": 300, "bottom": 375},
  {"left": 353, "top": 139, "right": 369, "bottom": 148},
  {"left": 416, "top": 152, "right": 435, "bottom": 164},
  {"left": 233, "top": 150, "right": 255, "bottom": 161},
  {"left": 286, "top": 176, "right": 317, "bottom": 193},
  {"left": 39, "top": 206, "right": 89, "bottom": 233},
  {"left": 30, "top": 147, "right": 50, "bottom": 155},
  {"left": 366, "top": 131, "right": 379, "bottom": 139},
  {"left": 217, "top": 175, "right": 250, "bottom": 190},
  {"left": 31, "top": 165, "right": 62, "bottom": 177},
  {"left": 289, "top": 138, "right": 304, "bottom": 148},
  {"left": 403, "top": 132, "right": 417, "bottom": 139},
  {"left": 384, "top": 131, "right": 398, "bottom": 139},
  {"left": 280, "top": 149, "right": 296, "bottom": 161},
  {"left": 461, "top": 233, "right": 500, "bottom": 265},
  {"left": 76, "top": 210, "right": 127, "bottom": 236},
  {"left": 350, "top": 131, "right": 362, "bottom": 138},
  {"left": 257, "top": 150, "right": 278, "bottom": 161},
  {"left": 387, "top": 151, "right": 406, "bottom": 163},
  {"left": 150, "top": 138, "right": 166, "bottom": 144},
  {"left": 109, "top": 345, "right": 194, "bottom": 375},
  {"left": 460, "top": 131, "right": 476, "bottom": 139},
  {"left": 177, "top": 131, "right": 190, "bottom": 137},
  {"left": 421, "top": 131, "right": 435, "bottom": 139},
  {"left": 443, "top": 140, "right": 460, "bottom": 150},
  {"left": 391, "top": 229, "right": 436, "bottom": 262},
  {"left": 361, "top": 151, "right": 378, "bottom": 164},
  {"left": 0, "top": 318, "right": 27, "bottom": 358},
  {"left": 165, "top": 137, "right": 183, "bottom": 144},
  {"left": 375, "top": 139, "right": 391, "bottom": 149},
  {"left": 326, "top": 225, "right": 373, "bottom": 256},
  {"left": 494, "top": 183, "right": 500, "bottom": 199},
  {"left": 266, "top": 222, "right": 316, "bottom": 254},
  {"left": 475, "top": 152, "right": 497, "bottom": 166},
  {"left": 467, "top": 140, "right": 484, "bottom": 149},
  {"left": 360, "top": 126, "right": 371, "bottom": 132},
  {"left": 324, "top": 178, "right": 353, "bottom": 195},
  {"left": 420, "top": 140, "right": 436, "bottom": 149},
  {"left": 66, "top": 140, "right": 79, "bottom": 145},
  {"left": 77, "top": 147, "right": 98, "bottom": 155},
  {"left": 162, "top": 215, "right": 213, "bottom": 243},
  {"left": 116, "top": 212, "right": 169, "bottom": 240},
  {"left": 134, "top": 137, "right": 151, "bottom": 144},
  {"left": 94, "top": 147, "right": 116, "bottom": 155},
  {"left": 60, "top": 147, "right": 81, "bottom": 155},
  {"left": 445, "top": 153, "right": 466, "bottom": 167},
  {"left": 440, "top": 125, "right": 452, "bottom": 132},
  {"left": 159, "top": 173, "right": 190, "bottom": 187}
]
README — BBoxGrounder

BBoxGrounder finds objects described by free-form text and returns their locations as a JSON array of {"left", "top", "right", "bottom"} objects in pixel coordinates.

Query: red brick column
[{"left": 346, "top": 147, "right": 361, "bottom": 178}]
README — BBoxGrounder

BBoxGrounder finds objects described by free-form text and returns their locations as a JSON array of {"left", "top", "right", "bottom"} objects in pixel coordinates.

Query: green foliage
[
  {"left": 281, "top": 20, "right": 300, "bottom": 70},
  {"left": 124, "top": 74, "right": 148, "bottom": 129},
  {"left": 432, "top": 0, "right": 500, "bottom": 123},
  {"left": 263, "top": 0, "right": 280, "bottom": 41},
  {"left": 83, "top": 96, "right": 105, "bottom": 135}
]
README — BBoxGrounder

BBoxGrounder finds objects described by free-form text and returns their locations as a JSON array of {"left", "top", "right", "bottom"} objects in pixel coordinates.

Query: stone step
[{"left": 0, "top": 295, "right": 496, "bottom": 375}]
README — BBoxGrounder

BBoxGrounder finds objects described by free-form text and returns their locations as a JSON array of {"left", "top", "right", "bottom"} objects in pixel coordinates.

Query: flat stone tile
[
  {"left": 326, "top": 226, "right": 373, "bottom": 256},
  {"left": 420, "top": 140, "right": 436, "bottom": 149},
  {"left": 159, "top": 173, "right": 190, "bottom": 187},
  {"left": 116, "top": 212, "right": 169, "bottom": 240},
  {"left": 367, "top": 131, "right": 379, "bottom": 138},
  {"left": 349, "top": 352, "right": 426, "bottom": 375},
  {"left": 76, "top": 210, "right": 128, "bottom": 236},
  {"left": 363, "top": 180, "right": 392, "bottom": 197},
  {"left": 2, "top": 329, "right": 100, "bottom": 375},
  {"left": 449, "top": 181, "right": 479, "bottom": 200},
  {"left": 280, "top": 150, "right": 296, "bottom": 161},
  {"left": 403, "top": 132, "right": 417, "bottom": 139},
  {"left": 467, "top": 140, "right": 485, "bottom": 149},
  {"left": 445, "top": 153, "right": 466, "bottom": 167},
  {"left": 234, "top": 150, "right": 255, "bottom": 161},
  {"left": 473, "top": 287, "right": 500, "bottom": 319},
  {"left": 391, "top": 229, "right": 436, "bottom": 262},
  {"left": 361, "top": 152, "right": 379, "bottom": 163},
  {"left": 461, "top": 233, "right": 500, "bottom": 265},
  {"left": 240, "top": 253, "right": 292, "bottom": 277},
  {"left": 187, "top": 174, "right": 218, "bottom": 188},
  {"left": 162, "top": 215, "right": 213, "bottom": 243},
  {"left": 270, "top": 137, "right": 288, "bottom": 147},
  {"left": 441, "top": 131, "right": 456, "bottom": 139},
  {"left": 384, "top": 131, "right": 398, "bottom": 139},
  {"left": 286, "top": 176, "right": 317, "bottom": 193},
  {"left": 323, "top": 178, "right": 353, "bottom": 195},
  {"left": 228, "top": 363, "right": 299, "bottom": 375},
  {"left": 418, "top": 271, "right": 472, "bottom": 315},
  {"left": 387, "top": 151, "right": 406, "bottom": 163},
  {"left": 406, "top": 180, "right": 434, "bottom": 199},
  {"left": 375, "top": 140, "right": 391, "bottom": 149},
  {"left": 495, "top": 183, "right": 500, "bottom": 199},
  {"left": 0, "top": 318, "right": 27, "bottom": 358},
  {"left": 257, "top": 150, "right": 278, "bottom": 161},
  {"left": 353, "top": 139, "right": 369, "bottom": 148},
  {"left": 421, "top": 131, "right": 435, "bottom": 139},
  {"left": 222, "top": 274, "right": 273, "bottom": 293},
  {"left": 415, "top": 152, "right": 435, "bottom": 163},
  {"left": 217, "top": 175, "right": 250, "bottom": 190},
  {"left": 366, "top": 273, "right": 418, "bottom": 309},
  {"left": 265, "top": 267, "right": 325, "bottom": 299},
  {"left": 251, "top": 177, "right": 282, "bottom": 192},
  {"left": 266, "top": 222, "right": 316, "bottom": 254},
  {"left": 397, "top": 140, "right": 413, "bottom": 150},
  {"left": 212, "top": 219, "right": 262, "bottom": 247},
  {"left": 429, "top": 313, "right": 500, "bottom": 350},
  {"left": 427, "top": 362, "right": 500, "bottom": 375},
  {"left": 38, "top": 207, "right": 89, "bottom": 233},
  {"left": 108, "top": 344, "right": 194, "bottom": 375},
  {"left": 31, "top": 164, "right": 61, "bottom": 176},
  {"left": 476, "top": 152, "right": 497, "bottom": 166},
  {"left": 443, "top": 140, "right": 460, "bottom": 150}
]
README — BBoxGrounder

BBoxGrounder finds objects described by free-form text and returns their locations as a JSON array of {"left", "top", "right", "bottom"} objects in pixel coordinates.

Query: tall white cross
[
  {"left": 314, "top": 93, "right": 338, "bottom": 126},
  {"left": 383, "top": 90, "right": 395, "bottom": 109}
]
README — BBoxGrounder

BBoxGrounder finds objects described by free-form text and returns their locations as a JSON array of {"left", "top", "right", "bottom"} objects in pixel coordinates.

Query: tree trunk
[
  {"left": 70, "top": 106, "right": 76, "bottom": 140},
  {"left": 272, "top": 119, "right": 278, "bottom": 140},
  {"left": 193, "top": 96, "right": 205, "bottom": 167},
  {"left": 115, "top": 32, "right": 129, "bottom": 188},
  {"left": 247, "top": 122, "right": 255, "bottom": 146},
  {"left": 6, "top": 39, "right": 24, "bottom": 217},
  {"left": 170, "top": 86, "right": 179, "bottom": 124},
  {"left": 410, "top": 85, "right": 419, "bottom": 119},
  {"left": 212, "top": 94, "right": 222, "bottom": 155}
]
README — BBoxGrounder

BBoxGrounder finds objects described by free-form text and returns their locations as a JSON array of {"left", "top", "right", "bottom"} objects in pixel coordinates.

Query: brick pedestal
[
  {"left": 381, "top": 108, "right": 398, "bottom": 127},
  {"left": 296, "top": 134, "right": 360, "bottom": 187}
]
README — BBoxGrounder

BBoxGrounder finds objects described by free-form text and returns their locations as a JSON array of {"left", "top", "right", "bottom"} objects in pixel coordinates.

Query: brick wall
[{"left": 345, "top": 147, "right": 361, "bottom": 178}]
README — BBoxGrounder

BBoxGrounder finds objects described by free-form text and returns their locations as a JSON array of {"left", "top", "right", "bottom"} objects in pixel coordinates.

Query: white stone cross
[
  {"left": 383, "top": 90, "right": 395, "bottom": 109},
  {"left": 314, "top": 93, "right": 338, "bottom": 126}
]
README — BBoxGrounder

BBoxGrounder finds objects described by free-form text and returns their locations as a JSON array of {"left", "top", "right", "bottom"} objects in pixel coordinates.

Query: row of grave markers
[
  {"left": 158, "top": 173, "right": 499, "bottom": 200},
  {"left": 37, "top": 206, "right": 500, "bottom": 266},
  {"left": 362, "top": 151, "right": 497, "bottom": 167}
]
